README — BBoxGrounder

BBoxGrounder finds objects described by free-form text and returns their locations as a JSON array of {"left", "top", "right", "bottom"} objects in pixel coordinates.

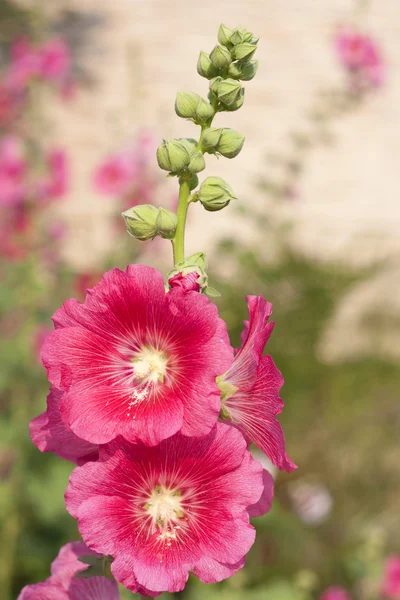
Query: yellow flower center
[
  {"left": 132, "top": 347, "right": 168, "bottom": 385},
  {"left": 144, "top": 485, "right": 184, "bottom": 529}
]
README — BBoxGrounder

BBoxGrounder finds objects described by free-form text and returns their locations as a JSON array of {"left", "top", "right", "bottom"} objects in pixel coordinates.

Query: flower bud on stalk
[
  {"left": 156, "top": 208, "right": 177, "bottom": 239},
  {"left": 197, "top": 51, "right": 218, "bottom": 79},
  {"left": 218, "top": 24, "right": 234, "bottom": 48},
  {"left": 122, "top": 204, "right": 159, "bottom": 240},
  {"left": 156, "top": 139, "right": 192, "bottom": 172},
  {"left": 228, "top": 59, "right": 259, "bottom": 81},
  {"left": 175, "top": 91, "right": 215, "bottom": 124},
  {"left": 202, "top": 127, "right": 245, "bottom": 158},
  {"left": 232, "top": 43, "right": 258, "bottom": 62},
  {"left": 197, "top": 176, "right": 237, "bottom": 211},
  {"left": 219, "top": 88, "right": 245, "bottom": 112},
  {"left": 209, "top": 77, "right": 243, "bottom": 107},
  {"left": 209, "top": 45, "right": 232, "bottom": 69}
]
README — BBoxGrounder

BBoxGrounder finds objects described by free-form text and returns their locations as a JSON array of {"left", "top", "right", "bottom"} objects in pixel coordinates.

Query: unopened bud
[
  {"left": 122, "top": 204, "right": 158, "bottom": 241},
  {"left": 228, "top": 59, "right": 259, "bottom": 81},
  {"left": 209, "top": 45, "right": 232, "bottom": 69},
  {"left": 233, "top": 43, "right": 257, "bottom": 62},
  {"left": 156, "top": 139, "right": 191, "bottom": 173},
  {"left": 197, "top": 51, "right": 218, "bottom": 79},
  {"left": 197, "top": 176, "right": 236, "bottom": 211},
  {"left": 155, "top": 208, "right": 177, "bottom": 239},
  {"left": 188, "top": 150, "right": 206, "bottom": 173},
  {"left": 209, "top": 77, "right": 242, "bottom": 107},
  {"left": 218, "top": 24, "right": 234, "bottom": 48},
  {"left": 230, "top": 27, "right": 258, "bottom": 46},
  {"left": 202, "top": 127, "right": 245, "bottom": 159},
  {"left": 219, "top": 88, "right": 245, "bottom": 112},
  {"left": 175, "top": 92, "right": 215, "bottom": 124}
]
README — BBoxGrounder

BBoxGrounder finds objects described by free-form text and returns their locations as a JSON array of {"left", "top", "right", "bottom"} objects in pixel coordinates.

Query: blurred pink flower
[
  {"left": 6, "top": 38, "right": 41, "bottom": 91},
  {"left": 320, "top": 586, "right": 351, "bottom": 600},
  {"left": 33, "top": 324, "right": 52, "bottom": 362},
  {"left": 93, "top": 152, "right": 138, "bottom": 197},
  {"left": 0, "top": 135, "right": 27, "bottom": 206},
  {"left": 38, "top": 149, "right": 69, "bottom": 201},
  {"left": 382, "top": 556, "right": 400, "bottom": 598},
  {"left": 334, "top": 29, "right": 385, "bottom": 88},
  {"left": 39, "top": 38, "right": 71, "bottom": 82},
  {"left": 0, "top": 84, "right": 18, "bottom": 126}
]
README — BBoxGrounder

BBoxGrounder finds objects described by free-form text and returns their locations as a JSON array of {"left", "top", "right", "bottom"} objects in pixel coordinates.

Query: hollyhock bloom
[
  {"left": 0, "top": 84, "right": 19, "bottom": 126},
  {"left": 18, "top": 541, "right": 120, "bottom": 600},
  {"left": 65, "top": 422, "right": 272, "bottom": 595},
  {"left": 382, "top": 556, "right": 400, "bottom": 598},
  {"left": 217, "top": 295, "right": 296, "bottom": 472},
  {"left": 93, "top": 152, "right": 138, "bottom": 197},
  {"left": 6, "top": 38, "right": 41, "bottom": 90},
  {"left": 0, "top": 135, "right": 27, "bottom": 206},
  {"left": 30, "top": 388, "right": 99, "bottom": 464},
  {"left": 334, "top": 29, "right": 385, "bottom": 88},
  {"left": 38, "top": 149, "right": 69, "bottom": 201},
  {"left": 39, "top": 38, "right": 71, "bottom": 82},
  {"left": 41, "top": 264, "right": 233, "bottom": 446},
  {"left": 319, "top": 586, "right": 351, "bottom": 600}
]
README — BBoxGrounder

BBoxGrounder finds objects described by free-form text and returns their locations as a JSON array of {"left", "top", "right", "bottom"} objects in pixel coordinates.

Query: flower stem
[{"left": 172, "top": 178, "right": 191, "bottom": 265}]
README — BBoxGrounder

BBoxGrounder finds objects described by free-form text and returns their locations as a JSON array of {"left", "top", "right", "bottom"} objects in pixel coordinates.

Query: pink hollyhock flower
[
  {"left": 382, "top": 556, "right": 400, "bottom": 598},
  {"left": 30, "top": 388, "right": 99, "bottom": 464},
  {"left": 334, "top": 29, "right": 385, "bottom": 88},
  {"left": 6, "top": 38, "right": 41, "bottom": 90},
  {"left": 0, "top": 84, "right": 19, "bottom": 126},
  {"left": 93, "top": 152, "right": 137, "bottom": 197},
  {"left": 0, "top": 135, "right": 27, "bottom": 206},
  {"left": 320, "top": 586, "right": 351, "bottom": 600},
  {"left": 65, "top": 422, "right": 272, "bottom": 595},
  {"left": 39, "top": 38, "right": 71, "bottom": 82},
  {"left": 217, "top": 295, "right": 296, "bottom": 472},
  {"left": 169, "top": 271, "right": 201, "bottom": 292},
  {"left": 38, "top": 149, "right": 69, "bottom": 201},
  {"left": 41, "top": 264, "right": 233, "bottom": 446},
  {"left": 18, "top": 541, "right": 120, "bottom": 599}
]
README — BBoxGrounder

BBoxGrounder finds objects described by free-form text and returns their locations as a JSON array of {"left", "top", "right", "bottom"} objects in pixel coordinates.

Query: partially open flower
[
  {"left": 17, "top": 541, "right": 120, "bottom": 600},
  {"left": 217, "top": 295, "right": 296, "bottom": 472},
  {"left": 40, "top": 265, "right": 233, "bottom": 446},
  {"left": 65, "top": 422, "right": 272, "bottom": 596}
]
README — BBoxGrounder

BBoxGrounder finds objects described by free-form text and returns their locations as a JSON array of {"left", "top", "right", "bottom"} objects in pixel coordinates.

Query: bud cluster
[{"left": 122, "top": 204, "right": 177, "bottom": 241}]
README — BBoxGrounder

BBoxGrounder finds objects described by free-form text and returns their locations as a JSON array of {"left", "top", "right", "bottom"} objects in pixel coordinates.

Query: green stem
[
  {"left": 171, "top": 99, "right": 220, "bottom": 267},
  {"left": 172, "top": 179, "right": 191, "bottom": 265}
]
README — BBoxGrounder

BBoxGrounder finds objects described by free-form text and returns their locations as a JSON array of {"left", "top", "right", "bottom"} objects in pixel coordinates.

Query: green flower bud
[
  {"left": 197, "top": 51, "right": 218, "bottom": 79},
  {"left": 233, "top": 43, "right": 257, "bottom": 62},
  {"left": 122, "top": 204, "right": 158, "bottom": 241},
  {"left": 175, "top": 92, "right": 215, "bottom": 124},
  {"left": 197, "top": 176, "right": 237, "bottom": 211},
  {"left": 202, "top": 128, "right": 245, "bottom": 158},
  {"left": 175, "top": 91, "right": 200, "bottom": 119},
  {"left": 209, "top": 45, "right": 232, "bottom": 69},
  {"left": 155, "top": 208, "right": 177, "bottom": 239},
  {"left": 228, "top": 59, "right": 259, "bottom": 81},
  {"left": 219, "top": 88, "right": 245, "bottom": 112},
  {"left": 188, "top": 150, "right": 206, "bottom": 173},
  {"left": 156, "top": 139, "right": 192, "bottom": 172},
  {"left": 230, "top": 27, "right": 258, "bottom": 46},
  {"left": 195, "top": 98, "right": 215, "bottom": 123},
  {"left": 218, "top": 24, "right": 234, "bottom": 48},
  {"left": 209, "top": 77, "right": 242, "bottom": 107}
]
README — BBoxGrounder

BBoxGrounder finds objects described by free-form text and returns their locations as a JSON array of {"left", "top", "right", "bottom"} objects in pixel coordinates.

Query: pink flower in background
[
  {"left": 93, "top": 152, "right": 138, "bottom": 196},
  {"left": 39, "top": 38, "right": 71, "bottom": 82},
  {"left": 0, "top": 135, "right": 26, "bottom": 206},
  {"left": 40, "top": 264, "right": 233, "bottom": 446},
  {"left": 218, "top": 295, "right": 296, "bottom": 472},
  {"left": 6, "top": 38, "right": 41, "bottom": 91},
  {"left": 382, "top": 556, "right": 400, "bottom": 598},
  {"left": 334, "top": 29, "right": 385, "bottom": 88},
  {"left": 38, "top": 149, "right": 69, "bottom": 201},
  {"left": 0, "top": 84, "right": 18, "bottom": 126},
  {"left": 66, "top": 423, "right": 270, "bottom": 595},
  {"left": 18, "top": 541, "right": 120, "bottom": 599},
  {"left": 30, "top": 388, "right": 99, "bottom": 464},
  {"left": 33, "top": 324, "right": 53, "bottom": 362},
  {"left": 320, "top": 587, "right": 351, "bottom": 600},
  {"left": 288, "top": 480, "right": 333, "bottom": 526}
]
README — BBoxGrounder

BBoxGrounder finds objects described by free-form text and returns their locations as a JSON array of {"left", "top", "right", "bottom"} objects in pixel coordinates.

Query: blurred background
[{"left": 1, "top": 0, "right": 399, "bottom": 599}]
